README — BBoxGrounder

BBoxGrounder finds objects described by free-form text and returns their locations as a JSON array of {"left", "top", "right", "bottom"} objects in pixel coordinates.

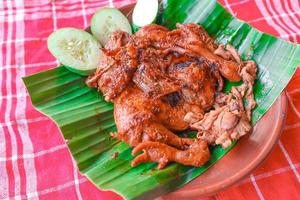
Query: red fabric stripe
[
  {"left": 269, "top": 0, "right": 300, "bottom": 41},
  {"left": 286, "top": 0, "right": 300, "bottom": 23},
  {"left": 282, "top": 0, "right": 300, "bottom": 31},
  {"left": 263, "top": 0, "right": 294, "bottom": 41}
]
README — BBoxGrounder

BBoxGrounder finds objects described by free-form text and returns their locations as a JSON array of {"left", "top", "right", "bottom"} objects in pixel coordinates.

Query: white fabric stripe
[
  {"left": 2, "top": 61, "right": 57, "bottom": 70},
  {"left": 0, "top": 144, "right": 67, "bottom": 162},
  {"left": 14, "top": 0, "right": 38, "bottom": 198},
  {"left": 280, "top": 32, "right": 300, "bottom": 39},
  {"left": 283, "top": 0, "right": 300, "bottom": 30},
  {"left": 273, "top": 0, "right": 300, "bottom": 38},
  {"left": 225, "top": 0, "right": 250, "bottom": 7},
  {"left": 238, "top": 163, "right": 300, "bottom": 186},
  {"left": 72, "top": 158, "right": 83, "bottom": 200},
  {"left": 250, "top": 175, "right": 265, "bottom": 200},
  {"left": 109, "top": 0, "right": 114, "bottom": 8},
  {"left": 0, "top": 1, "right": 9, "bottom": 198},
  {"left": 278, "top": 141, "right": 300, "bottom": 182},
  {"left": 0, "top": 1, "right": 107, "bottom": 17},
  {"left": 5, "top": 0, "right": 21, "bottom": 198},
  {"left": 80, "top": 0, "right": 87, "bottom": 28},
  {"left": 51, "top": 0, "right": 57, "bottom": 31},
  {"left": 248, "top": 10, "right": 300, "bottom": 23},
  {"left": 0, "top": 37, "right": 47, "bottom": 45},
  {"left": 0, "top": 116, "right": 49, "bottom": 128},
  {"left": 0, "top": 6, "right": 109, "bottom": 23},
  {"left": 13, "top": 178, "right": 87, "bottom": 199},
  {"left": 284, "top": 122, "right": 300, "bottom": 131},
  {"left": 0, "top": 93, "right": 28, "bottom": 100},
  {"left": 255, "top": 164, "right": 300, "bottom": 181},
  {"left": 51, "top": 0, "right": 60, "bottom": 67},
  {"left": 286, "top": 92, "right": 300, "bottom": 118},
  {"left": 265, "top": 0, "right": 297, "bottom": 41},
  {"left": 255, "top": 0, "right": 291, "bottom": 40},
  {"left": 288, "top": 88, "right": 300, "bottom": 95},
  {"left": 224, "top": 0, "right": 234, "bottom": 15},
  {"left": 267, "top": 0, "right": 297, "bottom": 42}
]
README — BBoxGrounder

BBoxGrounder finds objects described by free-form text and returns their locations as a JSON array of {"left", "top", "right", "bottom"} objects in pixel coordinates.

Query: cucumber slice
[
  {"left": 132, "top": 0, "right": 159, "bottom": 29},
  {"left": 47, "top": 28, "right": 102, "bottom": 76},
  {"left": 91, "top": 8, "right": 132, "bottom": 46}
]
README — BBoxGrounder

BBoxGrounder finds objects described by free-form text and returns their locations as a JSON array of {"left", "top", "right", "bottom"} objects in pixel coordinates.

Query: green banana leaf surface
[{"left": 23, "top": 0, "right": 300, "bottom": 199}]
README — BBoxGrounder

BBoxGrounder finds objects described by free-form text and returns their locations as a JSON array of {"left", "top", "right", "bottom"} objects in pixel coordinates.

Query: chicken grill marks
[{"left": 86, "top": 23, "right": 257, "bottom": 169}]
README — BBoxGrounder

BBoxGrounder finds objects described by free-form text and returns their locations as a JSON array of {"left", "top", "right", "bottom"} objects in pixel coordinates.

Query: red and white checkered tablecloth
[{"left": 0, "top": 0, "right": 299, "bottom": 199}]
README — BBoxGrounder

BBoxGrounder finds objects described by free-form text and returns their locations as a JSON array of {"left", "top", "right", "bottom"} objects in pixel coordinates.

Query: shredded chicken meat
[{"left": 86, "top": 23, "right": 257, "bottom": 169}]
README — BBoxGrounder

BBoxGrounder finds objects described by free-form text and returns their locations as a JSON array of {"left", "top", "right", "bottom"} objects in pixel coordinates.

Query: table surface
[{"left": 0, "top": 0, "right": 299, "bottom": 200}]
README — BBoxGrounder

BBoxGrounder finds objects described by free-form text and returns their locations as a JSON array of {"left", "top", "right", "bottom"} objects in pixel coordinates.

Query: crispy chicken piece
[
  {"left": 185, "top": 56, "right": 257, "bottom": 148},
  {"left": 105, "top": 31, "right": 131, "bottom": 50},
  {"left": 133, "top": 63, "right": 181, "bottom": 99},
  {"left": 168, "top": 57, "right": 218, "bottom": 110},
  {"left": 112, "top": 84, "right": 210, "bottom": 168},
  {"left": 166, "top": 23, "right": 242, "bottom": 82},
  {"left": 87, "top": 23, "right": 255, "bottom": 168}
]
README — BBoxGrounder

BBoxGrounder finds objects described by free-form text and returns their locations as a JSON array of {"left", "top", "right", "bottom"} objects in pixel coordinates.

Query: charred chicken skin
[{"left": 87, "top": 23, "right": 256, "bottom": 169}]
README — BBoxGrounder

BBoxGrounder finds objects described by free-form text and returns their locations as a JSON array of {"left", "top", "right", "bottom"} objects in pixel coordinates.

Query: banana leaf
[{"left": 23, "top": 0, "right": 300, "bottom": 199}]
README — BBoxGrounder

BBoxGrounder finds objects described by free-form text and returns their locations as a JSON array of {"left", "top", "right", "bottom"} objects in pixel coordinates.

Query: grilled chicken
[{"left": 86, "top": 23, "right": 256, "bottom": 169}]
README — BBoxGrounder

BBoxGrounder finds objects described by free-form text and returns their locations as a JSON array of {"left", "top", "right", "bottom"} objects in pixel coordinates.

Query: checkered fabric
[{"left": 0, "top": 0, "right": 299, "bottom": 199}]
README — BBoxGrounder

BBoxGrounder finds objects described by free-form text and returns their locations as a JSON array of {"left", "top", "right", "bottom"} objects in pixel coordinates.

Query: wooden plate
[{"left": 160, "top": 92, "right": 287, "bottom": 199}]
